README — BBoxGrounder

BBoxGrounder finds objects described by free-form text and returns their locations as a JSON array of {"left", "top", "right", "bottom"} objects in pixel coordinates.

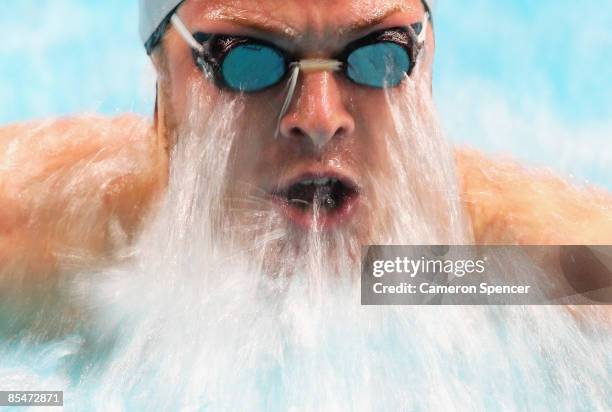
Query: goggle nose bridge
[
  {"left": 295, "top": 59, "right": 343, "bottom": 73},
  {"left": 275, "top": 59, "right": 344, "bottom": 137}
]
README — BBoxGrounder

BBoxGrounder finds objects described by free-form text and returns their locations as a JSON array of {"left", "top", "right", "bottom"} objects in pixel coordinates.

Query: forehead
[{"left": 180, "top": 0, "right": 425, "bottom": 38}]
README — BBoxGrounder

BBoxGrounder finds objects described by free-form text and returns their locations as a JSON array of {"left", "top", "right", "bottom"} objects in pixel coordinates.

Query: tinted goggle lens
[
  {"left": 221, "top": 44, "right": 287, "bottom": 92},
  {"left": 218, "top": 41, "right": 413, "bottom": 92},
  {"left": 346, "top": 42, "right": 412, "bottom": 88}
]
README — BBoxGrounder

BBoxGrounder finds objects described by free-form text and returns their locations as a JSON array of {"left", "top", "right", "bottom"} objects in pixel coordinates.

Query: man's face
[{"left": 156, "top": 0, "right": 449, "bottom": 252}]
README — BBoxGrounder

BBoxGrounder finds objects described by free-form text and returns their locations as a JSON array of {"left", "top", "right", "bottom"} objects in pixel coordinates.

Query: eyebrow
[
  {"left": 210, "top": 4, "right": 410, "bottom": 41},
  {"left": 337, "top": 5, "right": 406, "bottom": 36},
  {"left": 209, "top": 11, "right": 300, "bottom": 39}
]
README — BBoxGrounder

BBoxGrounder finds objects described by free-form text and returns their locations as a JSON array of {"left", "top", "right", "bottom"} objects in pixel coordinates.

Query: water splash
[{"left": 1, "top": 74, "right": 610, "bottom": 411}]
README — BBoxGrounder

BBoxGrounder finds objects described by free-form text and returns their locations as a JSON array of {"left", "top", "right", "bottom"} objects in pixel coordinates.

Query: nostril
[
  {"left": 289, "top": 127, "right": 307, "bottom": 140},
  {"left": 334, "top": 127, "right": 347, "bottom": 139},
  {"left": 286, "top": 126, "right": 347, "bottom": 149}
]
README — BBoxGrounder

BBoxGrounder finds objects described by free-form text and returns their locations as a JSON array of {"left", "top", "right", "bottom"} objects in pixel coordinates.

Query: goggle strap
[
  {"left": 417, "top": 12, "right": 429, "bottom": 44},
  {"left": 171, "top": 15, "right": 205, "bottom": 54},
  {"left": 275, "top": 59, "right": 342, "bottom": 138},
  {"left": 276, "top": 64, "right": 301, "bottom": 138}
]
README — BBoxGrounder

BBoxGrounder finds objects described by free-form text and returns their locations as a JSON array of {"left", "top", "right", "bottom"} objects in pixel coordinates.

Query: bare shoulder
[
  {"left": 455, "top": 147, "right": 612, "bottom": 245},
  {"left": 0, "top": 114, "right": 166, "bottom": 278}
]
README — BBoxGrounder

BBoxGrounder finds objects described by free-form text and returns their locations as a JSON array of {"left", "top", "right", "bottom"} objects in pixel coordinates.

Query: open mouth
[{"left": 272, "top": 173, "right": 360, "bottom": 230}]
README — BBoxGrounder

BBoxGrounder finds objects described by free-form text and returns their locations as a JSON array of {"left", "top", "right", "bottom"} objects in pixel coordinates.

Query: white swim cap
[{"left": 140, "top": 0, "right": 432, "bottom": 54}]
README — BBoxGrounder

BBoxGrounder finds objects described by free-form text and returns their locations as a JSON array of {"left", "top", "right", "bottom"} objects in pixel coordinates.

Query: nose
[{"left": 278, "top": 70, "right": 355, "bottom": 150}]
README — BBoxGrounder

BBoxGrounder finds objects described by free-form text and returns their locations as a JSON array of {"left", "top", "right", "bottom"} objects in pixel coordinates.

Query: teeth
[{"left": 295, "top": 177, "right": 340, "bottom": 187}]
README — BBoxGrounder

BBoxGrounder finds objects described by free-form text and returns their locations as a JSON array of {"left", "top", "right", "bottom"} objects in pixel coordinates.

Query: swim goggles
[{"left": 170, "top": 12, "right": 429, "bottom": 127}]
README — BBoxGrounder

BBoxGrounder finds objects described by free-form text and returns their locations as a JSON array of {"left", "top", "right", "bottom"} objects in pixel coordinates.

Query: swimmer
[{"left": 1, "top": 0, "right": 611, "bottom": 283}]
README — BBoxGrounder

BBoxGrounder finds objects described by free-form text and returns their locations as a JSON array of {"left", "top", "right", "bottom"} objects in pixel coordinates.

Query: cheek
[
  {"left": 349, "top": 90, "right": 398, "bottom": 174},
  {"left": 225, "top": 95, "right": 285, "bottom": 186},
  {"left": 170, "top": 74, "right": 220, "bottom": 120},
  {"left": 164, "top": 40, "right": 222, "bottom": 120}
]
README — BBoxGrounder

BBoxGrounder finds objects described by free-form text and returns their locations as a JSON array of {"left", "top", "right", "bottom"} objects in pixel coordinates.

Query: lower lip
[{"left": 271, "top": 193, "right": 360, "bottom": 231}]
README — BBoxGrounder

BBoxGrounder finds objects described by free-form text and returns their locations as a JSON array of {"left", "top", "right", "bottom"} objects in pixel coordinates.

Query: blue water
[{"left": 0, "top": 0, "right": 153, "bottom": 122}]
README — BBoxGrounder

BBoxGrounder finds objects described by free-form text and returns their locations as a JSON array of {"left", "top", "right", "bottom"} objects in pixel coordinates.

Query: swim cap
[
  {"left": 140, "top": 0, "right": 432, "bottom": 55},
  {"left": 140, "top": 0, "right": 184, "bottom": 54}
]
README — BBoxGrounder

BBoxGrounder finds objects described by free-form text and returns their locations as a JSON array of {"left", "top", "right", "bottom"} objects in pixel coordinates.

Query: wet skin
[
  {"left": 1, "top": 0, "right": 612, "bottom": 291},
  {"left": 155, "top": 0, "right": 441, "bottom": 238}
]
